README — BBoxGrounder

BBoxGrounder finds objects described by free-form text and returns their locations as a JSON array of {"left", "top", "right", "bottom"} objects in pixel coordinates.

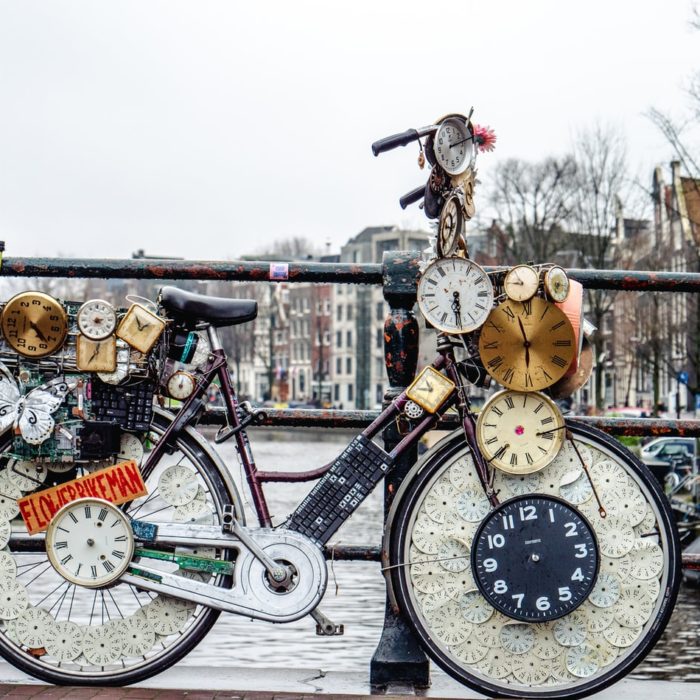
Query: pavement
[{"left": 0, "top": 663, "right": 698, "bottom": 700}]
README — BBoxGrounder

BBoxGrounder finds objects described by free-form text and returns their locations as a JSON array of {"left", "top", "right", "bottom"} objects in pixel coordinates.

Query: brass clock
[
  {"left": 478, "top": 297, "right": 576, "bottom": 391},
  {"left": 503, "top": 264, "right": 539, "bottom": 302},
  {"left": 0, "top": 292, "right": 68, "bottom": 358},
  {"left": 116, "top": 304, "right": 166, "bottom": 354},
  {"left": 406, "top": 366, "right": 455, "bottom": 413},
  {"left": 476, "top": 389, "right": 565, "bottom": 474},
  {"left": 76, "top": 335, "right": 117, "bottom": 372}
]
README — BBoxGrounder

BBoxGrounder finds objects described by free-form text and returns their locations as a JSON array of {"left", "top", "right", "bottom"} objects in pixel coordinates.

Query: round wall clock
[
  {"left": 1, "top": 291, "right": 68, "bottom": 358},
  {"left": 503, "top": 265, "right": 539, "bottom": 302}
]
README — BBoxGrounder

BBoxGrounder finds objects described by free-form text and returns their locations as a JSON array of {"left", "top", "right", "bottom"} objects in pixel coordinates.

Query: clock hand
[
  {"left": 517, "top": 318, "right": 530, "bottom": 368},
  {"left": 536, "top": 425, "right": 568, "bottom": 436},
  {"left": 566, "top": 430, "right": 607, "bottom": 518},
  {"left": 29, "top": 322, "right": 48, "bottom": 343},
  {"left": 135, "top": 317, "right": 151, "bottom": 332},
  {"left": 451, "top": 291, "right": 462, "bottom": 328},
  {"left": 449, "top": 135, "right": 475, "bottom": 148},
  {"left": 89, "top": 343, "right": 101, "bottom": 362}
]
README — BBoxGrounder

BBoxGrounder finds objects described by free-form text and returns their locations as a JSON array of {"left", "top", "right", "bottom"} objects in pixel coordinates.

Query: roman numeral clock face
[
  {"left": 417, "top": 257, "right": 494, "bottom": 334},
  {"left": 478, "top": 297, "right": 576, "bottom": 391}
]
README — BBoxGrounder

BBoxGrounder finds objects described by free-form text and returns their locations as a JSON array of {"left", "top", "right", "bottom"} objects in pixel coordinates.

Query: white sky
[{"left": 0, "top": 1, "right": 698, "bottom": 260}]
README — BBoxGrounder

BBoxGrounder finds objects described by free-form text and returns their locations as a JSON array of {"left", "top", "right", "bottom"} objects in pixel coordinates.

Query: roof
[{"left": 346, "top": 225, "right": 396, "bottom": 245}]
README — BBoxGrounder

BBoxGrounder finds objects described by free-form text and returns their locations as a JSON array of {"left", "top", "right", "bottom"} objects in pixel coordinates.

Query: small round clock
[
  {"left": 433, "top": 117, "right": 474, "bottom": 176},
  {"left": 476, "top": 390, "right": 565, "bottom": 474},
  {"left": 437, "top": 194, "right": 463, "bottom": 257},
  {"left": 543, "top": 265, "right": 571, "bottom": 302},
  {"left": 167, "top": 370, "right": 197, "bottom": 400},
  {"left": 503, "top": 264, "right": 539, "bottom": 302},
  {"left": 77, "top": 299, "right": 118, "bottom": 340},
  {"left": 0, "top": 291, "right": 68, "bottom": 358},
  {"left": 46, "top": 498, "right": 134, "bottom": 588},
  {"left": 417, "top": 257, "right": 494, "bottom": 334},
  {"left": 478, "top": 297, "right": 576, "bottom": 391},
  {"left": 472, "top": 495, "right": 599, "bottom": 622}
]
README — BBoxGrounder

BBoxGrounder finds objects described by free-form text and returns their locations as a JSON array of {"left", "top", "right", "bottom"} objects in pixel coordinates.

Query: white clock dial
[
  {"left": 628, "top": 540, "right": 664, "bottom": 580},
  {"left": 83, "top": 621, "right": 124, "bottom": 665},
  {"left": 612, "top": 587, "right": 653, "bottom": 627},
  {"left": 417, "top": 257, "right": 494, "bottom": 334},
  {"left": 454, "top": 636, "right": 488, "bottom": 664},
  {"left": 553, "top": 612, "right": 587, "bottom": 646},
  {"left": 459, "top": 589, "right": 494, "bottom": 624},
  {"left": 0, "top": 580, "right": 28, "bottom": 619},
  {"left": 499, "top": 622, "right": 535, "bottom": 654},
  {"left": 437, "top": 194, "right": 463, "bottom": 257},
  {"left": 15, "top": 607, "right": 52, "bottom": 648},
  {"left": 504, "top": 264, "right": 540, "bottom": 302},
  {"left": 45, "top": 499, "right": 134, "bottom": 587},
  {"left": 596, "top": 516, "right": 635, "bottom": 558},
  {"left": 0, "top": 476, "right": 21, "bottom": 520},
  {"left": 167, "top": 371, "right": 197, "bottom": 400},
  {"left": 145, "top": 596, "right": 191, "bottom": 636},
  {"left": 433, "top": 117, "right": 474, "bottom": 176},
  {"left": 44, "top": 620, "right": 84, "bottom": 661},
  {"left": 544, "top": 266, "right": 571, "bottom": 302},
  {"left": 437, "top": 538, "right": 470, "bottom": 573},
  {"left": 5, "top": 460, "right": 48, "bottom": 492},
  {"left": 455, "top": 488, "right": 490, "bottom": 522},
  {"left": 158, "top": 465, "right": 199, "bottom": 506},
  {"left": 588, "top": 572, "right": 621, "bottom": 608},
  {"left": 118, "top": 433, "right": 145, "bottom": 466},
  {"left": 603, "top": 620, "right": 642, "bottom": 647},
  {"left": 0, "top": 519, "right": 11, "bottom": 549},
  {"left": 566, "top": 643, "right": 599, "bottom": 678},
  {"left": 0, "top": 550, "right": 17, "bottom": 579},
  {"left": 117, "top": 610, "right": 156, "bottom": 656},
  {"left": 77, "top": 300, "right": 118, "bottom": 340}
]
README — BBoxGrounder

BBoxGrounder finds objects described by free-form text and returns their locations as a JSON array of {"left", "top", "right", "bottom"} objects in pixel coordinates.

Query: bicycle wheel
[
  {"left": 0, "top": 408, "right": 243, "bottom": 686},
  {"left": 387, "top": 421, "right": 680, "bottom": 699}
]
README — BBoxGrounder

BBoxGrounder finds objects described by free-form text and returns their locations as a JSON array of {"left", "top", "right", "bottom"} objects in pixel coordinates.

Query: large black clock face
[{"left": 472, "top": 495, "right": 598, "bottom": 622}]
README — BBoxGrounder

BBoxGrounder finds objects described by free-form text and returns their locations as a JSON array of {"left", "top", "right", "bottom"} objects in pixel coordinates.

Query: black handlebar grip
[
  {"left": 399, "top": 185, "right": 425, "bottom": 210},
  {"left": 372, "top": 128, "right": 421, "bottom": 156}
]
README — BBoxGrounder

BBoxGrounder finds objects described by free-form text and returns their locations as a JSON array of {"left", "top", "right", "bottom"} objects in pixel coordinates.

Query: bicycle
[{"left": 0, "top": 112, "right": 681, "bottom": 700}]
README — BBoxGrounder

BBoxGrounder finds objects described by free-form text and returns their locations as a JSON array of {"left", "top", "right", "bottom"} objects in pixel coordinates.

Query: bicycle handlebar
[
  {"left": 371, "top": 125, "right": 437, "bottom": 156},
  {"left": 399, "top": 185, "right": 425, "bottom": 210}
]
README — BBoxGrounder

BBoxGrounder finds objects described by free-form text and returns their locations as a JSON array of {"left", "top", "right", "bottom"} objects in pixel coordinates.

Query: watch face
[
  {"left": 544, "top": 266, "right": 571, "bottom": 302},
  {"left": 167, "top": 370, "right": 197, "bottom": 400},
  {"left": 0, "top": 292, "right": 68, "bottom": 358},
  {"left": 116, "top": 304, "right": 165, "bottom": 354},
  {"left": 504, "top": 265, "right": 540, "bottom": 302},
  {"left": 437, "top": 195, "right": 463, "bottom": 257},
  {"left": 433, "top": 117, "right": 474, "bottom": 176},
  {"left": 417, "top": 258, "right": 494, "bottom": 334},
  {"left": 405, "top": 366, "right": 455, "bottom": 413},
  {"left": 476, "top": 390, "right": 565, "bottom": 474},
  {"left": 76, "top": 335, "right": 117, "bottom": 372},
  {"left": 478, "top": 297, "right": 576, "bottom": 391},
  {"left": 472, "top": 495, "right": 599, "bottom": 622},
  {"left": 77, "top": 299, "right": 118, "bottom": 340},
  {"left": 45, "top": 498, "right": 134, "bottom": 588}
]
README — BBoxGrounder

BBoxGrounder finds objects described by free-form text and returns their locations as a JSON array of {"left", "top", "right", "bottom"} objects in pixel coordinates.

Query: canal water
[{"left": 184, "top": 430, "right": 700, "bottom": 682}]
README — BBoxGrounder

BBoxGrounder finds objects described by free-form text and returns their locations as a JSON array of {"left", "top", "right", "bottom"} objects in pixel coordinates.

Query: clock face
[
  {"left": 476, "top": 390, "right": 565, "bottom": 474},
  {"left": 472, "top": 495, "right": 599, "bottom": 622},
  {"left": 503, "top": 265, "right": 540, "bottom": 302},
  {"left": 433, "top": 117, "right": 474, "bottom": 176},
  {"left": 45, "top": 498, "right": 134, "bottom": 588},
  {"left": 76, "top": 335, "right": 117, "bottom": 372},
  {"left": 417, "top": 258, "right": 494, "bottom": 334},
  {"left": 77, "top": 299, "right": 118, "bottom": 340},
  {"left": 167, "top": 370, "right": 197, "bottom": 400},
  {"left": 544, "top": 265, "right": 571, "bottom": 302},
  {"left": 478, "top": 297, "right": 576, "bottom": 391},
  {"left": 437, "top": 195, "right": 463, "bottom": 257},
  {"left": 405, "top": 366, "right": 455, "bottom": 413},
  {"left": 0, "top": 292, "right": 68, "bottom": 358},
  {"left": 116, "top": 304, "right": 166, "bottom": 354}
]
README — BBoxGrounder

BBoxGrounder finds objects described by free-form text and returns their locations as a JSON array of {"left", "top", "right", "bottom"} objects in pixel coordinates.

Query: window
[
  {"left": 347, "top": 305, "right": 353, "bottom": 320},
  {"left": 347, "top": 384, "right": 354, "bottom": 401},
  {"left": 346, "top": 330, "right": 352, "bottom": 347},
  {"left": 336, "top": 331, "right": 342, "bottom": 348},
  {"left": 376, "top": 384, "right": 384, "bottom": 403},
  {"left": 334, "top": 384, "right": 340, "bottom": 401},
  {"left": 336, "top": 358, "right": 342, "bottom": 374},
  {"left": 346, "top": 357, "right": 352, "bottom": 374},
  {"left": 376, "top": 303, "right": 384, "bottom": 321},
  {"left": 323, "top": 330, "right": 331, "bottom": 345},
  {"left": 376, "top": 328, "right": 383, "bottom": 349},
  {"left": 324, "top": 299, "right": 331, "bottom": 315},
  {"left": 337, "top": 305, "right": 343, "bottom": 321}
]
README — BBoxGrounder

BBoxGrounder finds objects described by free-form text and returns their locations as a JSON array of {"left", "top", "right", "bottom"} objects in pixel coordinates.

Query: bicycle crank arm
[{"left": 124, "top": 524, "right": 328, "bottom": 623}]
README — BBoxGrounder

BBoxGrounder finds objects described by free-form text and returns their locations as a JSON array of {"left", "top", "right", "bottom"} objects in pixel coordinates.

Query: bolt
[{"left": 532, "top": 554, "right": 540, "bottom": 562}]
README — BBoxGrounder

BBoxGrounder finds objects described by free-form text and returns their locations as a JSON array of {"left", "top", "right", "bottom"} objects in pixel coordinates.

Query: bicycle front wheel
[
  {"left": 388, "top": 421, "right": 681, "bottom": 699},
  {"left": 0, "top": 409, "right": 242, "bottom": 686}
]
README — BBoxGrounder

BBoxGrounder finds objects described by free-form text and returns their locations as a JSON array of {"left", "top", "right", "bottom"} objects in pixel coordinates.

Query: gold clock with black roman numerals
[
  {"left": 476, "top": 389, "right": 565, "bottom": 474},
  {"left": 478, "top": 297, "right": 576, "bottom": 391}
]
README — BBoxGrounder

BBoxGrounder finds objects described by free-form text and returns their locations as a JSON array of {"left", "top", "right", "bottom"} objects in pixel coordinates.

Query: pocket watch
[
  {"left": 503, "top": 264, "right": 539, "bottom": 302},
  {"left": 77, "top": 299, "right": 118, "bottom": 340},
  {"left": 417, "top": 257, "right": 494, "bottom": 334},
  {"left": 76, "top": 335, "right": 117, "bottom": 372},
  {"left": 437, "top": 194, "right": 463, "bottom": 257},
  {"left": 476, "top": 390, "right": 565, "bottom": 474},
  {"left": 543, "top": 266, "right": 570, "bottom": 303},
  {"left": 478, "top": 297, "right": 576, "bottom": 391},
  {"left": 0, "top": 291, "right": 68, "bottom": 358},
  {"left": 166, "top": 370, "right": 197, "bottom": 400},
  {"left": 116, "top": 304, "right": 166, "bottom": 354},
  {"left": 433, "top": 117, "right": 474, "bottom": 176}
]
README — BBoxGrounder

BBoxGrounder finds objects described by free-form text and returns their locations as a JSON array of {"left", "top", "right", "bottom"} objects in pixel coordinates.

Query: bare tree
[{"left": 252, "top": 236, "right": 320, "bottom": 260}]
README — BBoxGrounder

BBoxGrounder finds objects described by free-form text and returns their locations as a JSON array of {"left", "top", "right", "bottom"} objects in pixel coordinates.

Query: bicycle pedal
[{"left": 311, "top": 608, "right": 344, "bottom": 636}]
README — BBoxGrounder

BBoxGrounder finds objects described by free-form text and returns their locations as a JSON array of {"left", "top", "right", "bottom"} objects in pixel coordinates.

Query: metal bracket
[{"left": 311, "top": 608, "right": 344, "bottom": 636}]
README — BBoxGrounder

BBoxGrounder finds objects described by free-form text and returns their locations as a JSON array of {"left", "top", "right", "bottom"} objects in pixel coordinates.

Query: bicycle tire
[
  {"left": 0, "top": 408, "right": 242, "bottom": 686},
  {"left": 387, "top": 420, "right": 681, "bottom": 699}
]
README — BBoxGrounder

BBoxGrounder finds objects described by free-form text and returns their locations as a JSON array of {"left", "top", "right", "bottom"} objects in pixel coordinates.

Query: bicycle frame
[{"left": 143, "top": 324, "right": 498, "bottom": 530}]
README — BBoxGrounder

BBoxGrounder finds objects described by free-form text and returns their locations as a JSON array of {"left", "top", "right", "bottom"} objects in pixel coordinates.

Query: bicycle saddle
[{"left": 159, "top": 286, "right": 258, "bottom": 327}]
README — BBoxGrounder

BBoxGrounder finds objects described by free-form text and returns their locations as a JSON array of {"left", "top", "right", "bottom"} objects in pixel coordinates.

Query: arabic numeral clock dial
[
  {"left": 77, "top": 299, "right": 118, "bottom": 340},
  {"left": 433, "top": 117, "right": 474, "bottom": 176},
  {"left": 167, "top": 370, "right": 197, "bottom": 400},
  {"left": 417, "top": 257, "right": 494, "bottom": 334},
  {"left": 544, "top": 265, "right": 570, "bottom": 303},
  {"left": 45, "top": 498, "right": 134, "bottom": 588},
  {"left": 478, "top": 296, "right": 576, "bottom": 391},
  {"left": 503, "top": 264, "right": 540, "bottom": 302},
  {"left": 472, "top": 495, "right": 598, "bottom": 622},
  {"left": 476, "top": 390, "right": 565, "bottom": 474},
  {"left": 437, "top": 194, "right": 463, "bottom": 257}
]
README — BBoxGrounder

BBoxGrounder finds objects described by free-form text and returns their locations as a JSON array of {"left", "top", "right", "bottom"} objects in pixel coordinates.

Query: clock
[
  {"left": 417, "top": 257, "right": 494, "bottom": 334},
  {"left": 116, "top": 304, "right": 166, "bottom": 354},
  {"left": 543, "top": 265, "right": 570, "bottom": 303},
  {"left": 472, "top": 495, "right": 599, "bottom": 622},
  {"left": 0, "top": 291, "right": 68, "bottom": 358},
  {"left": 45, "top": 498, "right": 134, "bottom": 588},
  {"left": 437, "top": 194, "right": 463, "bottom": 257},
  {"left": 405, "top": 366, "right": 455, "bottom": 414},
  {"left": 76, "top": 299, "right": 118, "bottom": 340},
  {"left": 76, "top": 335, "right": 117, "bottom": 372},
  {"left": 433, "top": 117, "right": 474, "bottom": 176},
  {"left": 476, "top": 390, "right": 565, "bottom": 474},
  {"left": 503, "top": 264, "right": 539, "bottom": 302},
  {"left": 166, "top": 370, "right": 197, "bottom": 400},
  {"left": 478, "top": 297, "right": 576, "bottom": 391}
]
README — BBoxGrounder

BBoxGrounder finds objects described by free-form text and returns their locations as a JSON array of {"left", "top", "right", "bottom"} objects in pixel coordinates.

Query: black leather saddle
[{"left": 159, "top": 286, "right": 257, "bottom": 327}]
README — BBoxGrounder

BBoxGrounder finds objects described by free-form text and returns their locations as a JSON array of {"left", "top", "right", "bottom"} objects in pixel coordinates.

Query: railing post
[{"left": 370, "top": 250, "right": 429, "bottom": 689}]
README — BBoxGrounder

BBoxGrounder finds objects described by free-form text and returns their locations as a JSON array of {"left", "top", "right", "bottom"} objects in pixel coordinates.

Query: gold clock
[
  {"left": 503, "top": 264, "right": 539, "bottom": 302},
  {"left": 478, "top": 297, "right": 576, "bottom": 391},
  {"left": 476, "top": 389, "right": 565, "bottom": 474},
  {"left": 116, "top": 304, "right": 166, "bottom": 354},
  {"left": 76, "top": 335, "right": 117, "bottom": 372},
  {"left": 0, "top": 291, "right": 68, "bottom": 358},
  {"left": 406, "top": 366, "right": 455, "bottom": 413}
]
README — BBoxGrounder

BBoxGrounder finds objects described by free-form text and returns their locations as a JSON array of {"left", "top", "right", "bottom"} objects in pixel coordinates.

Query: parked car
[{"left": 640, "top": 437, "right": 696, "bottom": 486}]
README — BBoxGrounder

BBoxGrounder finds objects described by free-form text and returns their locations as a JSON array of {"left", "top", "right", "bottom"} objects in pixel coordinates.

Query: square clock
[{"left": 116, "top": 304, "right": 166, "bottom": 354}]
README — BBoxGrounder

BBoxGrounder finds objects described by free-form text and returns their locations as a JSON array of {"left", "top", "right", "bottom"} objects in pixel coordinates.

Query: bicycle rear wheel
[
  {"left": 388, "top": 421, "right": 681, "bottom": 699},
  {"left": 0, "top": 409, "right": 241, "bottom": 686}
]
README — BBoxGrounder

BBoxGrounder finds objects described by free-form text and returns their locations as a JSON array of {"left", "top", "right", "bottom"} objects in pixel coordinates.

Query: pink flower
[{"left": 473, "top": 124, "right": 497, "bottom": 152}]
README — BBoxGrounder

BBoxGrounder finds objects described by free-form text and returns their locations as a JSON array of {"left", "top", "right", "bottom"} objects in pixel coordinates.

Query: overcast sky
[{"left": 0, "top": 1, "right": 698, "bottom": 261}]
